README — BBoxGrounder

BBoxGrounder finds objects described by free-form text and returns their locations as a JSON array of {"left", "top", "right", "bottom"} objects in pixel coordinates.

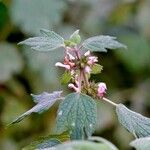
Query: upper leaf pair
[{"left": 19, "top": 29, "right": 126, "bottom": 52}]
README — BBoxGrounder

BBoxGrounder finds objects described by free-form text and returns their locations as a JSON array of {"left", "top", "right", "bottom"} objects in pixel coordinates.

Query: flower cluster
[{"left": 55, "top": 47, "right": 107, "bottom": 99}]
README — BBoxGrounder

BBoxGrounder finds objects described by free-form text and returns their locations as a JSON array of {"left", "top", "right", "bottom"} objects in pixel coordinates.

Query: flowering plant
[{"left": 9, "top": 30, "right": 150, "bottom": 150}]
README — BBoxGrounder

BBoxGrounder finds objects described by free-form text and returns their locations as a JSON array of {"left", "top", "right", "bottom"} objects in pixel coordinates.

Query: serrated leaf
[
  {"left": 70, "top": 30, "right": 81, "bottom": 45},
  {"left": 23, "top": 131, "right": 70, "bottom": 150},
  {"left": 82, "top": 35, "right": 126, "bottom": 52},
  {"left": 10, "top": 0, "right": 67, "bottom": 35},
  {"left": 9, "top": 91, "right": 62, "bottom": 125},
  {"left": 19, "top": 29, "right": 64, "bottom": 51},
  {"left": 55, "top": 141, "right": 111, "bottom": 150},
  {"left": 130, "top": 137, "right": 150, "bottom": 150},
  {"left": 91, "top": 64, "right": 103, "bottom": 74},
  {"left": 116, "top": 104, "right": 150, "bottom": 138},
  {"left": 0, "top": 43, "right": 23, "bottom": 83},
  {"left": 61, "top": 71, "right": 72, "bottom": 85},
  {"left": 56, "top": 93, "right": 97, "bottom": 140}
]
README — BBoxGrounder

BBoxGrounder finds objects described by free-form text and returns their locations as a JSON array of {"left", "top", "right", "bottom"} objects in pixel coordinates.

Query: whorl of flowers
[{"left": 55, "top": 45, "right": 107, "bottom": 99}]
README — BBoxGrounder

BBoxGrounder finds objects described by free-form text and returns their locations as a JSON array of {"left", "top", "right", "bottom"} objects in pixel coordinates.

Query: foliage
[
  {"left": 56, "top": 93, "right": 97, "bottom": 139},
  {"left": 130, "top": 137, "right": 150, "bottom": 150},
  {"left": 0, "top": 0, "right": 150, "bottom": 150},
  {"left": 116, "top": 104, "right": 150, "bottom": 138},
  {"left": 8, "top": 29, "right": 150, "bottom": 150}
]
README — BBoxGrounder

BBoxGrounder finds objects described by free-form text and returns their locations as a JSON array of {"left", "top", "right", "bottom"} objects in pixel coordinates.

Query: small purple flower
[
  {"left": 97, "top": 82, "right": 107, "bottom": 98},
  {"left": 87, "top": 56, "right": 98, "bottom": 65},
  {"left": 55, "top": 62, "right": 70, "bottom": 70},
  {"left": 84, "top": 66, "right": 91, "bottom": 74},
  {"left": 68, "top": 83, "right": 80, "bottom": 92}
]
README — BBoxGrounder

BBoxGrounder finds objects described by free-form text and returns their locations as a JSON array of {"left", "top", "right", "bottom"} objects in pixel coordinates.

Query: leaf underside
[
  {"left": 9, "top": 91, "right": 62, "bottom": 125},
  {"left": 23, "top": 131, "right": 70, "bottom": 150},
  {"left": 19, "top": 29, "right": 64, "bottom": 51},
  {"left": 82, "top": 35, "right": 127, "bottom": 52},
  {"left": 130, "top": 137, "right": 150, "bottom": 150},
  {"left": 55, "top": 141, "right": 111, "bottom": 150},
  {"left": 116, "top": 104, "right": 150, "bottom": 138},
  {"left": 56, "top": 93, "right": 97, "bottom": 140}
]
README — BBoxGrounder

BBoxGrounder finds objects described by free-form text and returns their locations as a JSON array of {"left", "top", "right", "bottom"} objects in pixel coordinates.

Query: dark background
[{"left": 0, "top": 0, "right": 150, "bottom": 149}]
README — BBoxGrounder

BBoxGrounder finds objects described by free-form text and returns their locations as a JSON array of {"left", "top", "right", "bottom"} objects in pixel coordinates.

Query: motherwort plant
[{"left": 9, "top": 30, "right": 150, "bottom": 150}]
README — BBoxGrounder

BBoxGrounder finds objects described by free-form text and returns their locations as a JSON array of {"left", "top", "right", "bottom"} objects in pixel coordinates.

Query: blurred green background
[{"left": 0, "top": 0, "right": 150, "bottom": 149}]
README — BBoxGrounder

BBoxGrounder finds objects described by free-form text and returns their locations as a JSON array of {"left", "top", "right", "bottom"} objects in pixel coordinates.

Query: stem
[
  {"left": 78, "top": 70, "right": 82, "bottom": 93},
  {"left": 82, "top": 70, "right": 90, "bottom": 88},
  {"left": 102, "top": 97, "right": 118, "bottom": 107}
]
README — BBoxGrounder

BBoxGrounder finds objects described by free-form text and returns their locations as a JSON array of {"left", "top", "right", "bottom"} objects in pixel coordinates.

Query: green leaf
[
  {"left": 130, "top": 137, "right": 150, "bottom": 150},
  {"left": 56, "top": 93, "right": 97, "bottom": 139},
  {"left": 23, "top": 131, "right": 70, "bottom": 150},
  {"left": 0, "top": 43, "right": 23, "bottom": 83},
  {"left": 91, "top": 64, "right": 103, "bottom": 74},
  {"left": 9, "top": 91, "right": 62, "bottom": 125},
  {"left": 116, "top": 104, "right": 150, "bottom": 138},
  {"left": 70, "top": 30, "right": 81, "bottom": 45},
  {"left": 19, "top": 29, "right": 64, "bottom": 51},
  {"left": 55, "top": 141, "right": 111, "bottom": 150},
  {"left": 82, "top": 35, "right": 126, "bottom": 52},
  {"left": 10, "top": 0, "right": 67, "bottom": 35},
  {"left": 89, "top": 137, "right": 118, "bottom": 150},
  {"left": 61, "top": 71, "right": 72, "bottom": 85}
]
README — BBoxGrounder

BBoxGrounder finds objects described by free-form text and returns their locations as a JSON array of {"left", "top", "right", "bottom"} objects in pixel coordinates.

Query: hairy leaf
[
  {"left": 19, "top": 29, "right": 64, "bottom": 51},
  {"left": 91, "top": 64, "right": 103, "bottom": 74},
  {"left": 130, "top": 137, "right": 150, "bottom": 150},
  {"left": 23, "top": 131, "right": 69, "bottom": 150},
  {"left": 56, "top": 93, "right": 97, "bottom": 139},
  {"left": 82, "top": 35, "right": 126, "bottom": 52},
  {"left": 116, "top": 104, "right": 150, "bottom": 138},
  {"left": 55, "top": 141, "right": 111, "bottom": 150},
  {"left": 9, "top": 91, "right": 62, "bottom": 125},
  {"left": 70, "top": 30, "right": 81, "bottom": 45}
]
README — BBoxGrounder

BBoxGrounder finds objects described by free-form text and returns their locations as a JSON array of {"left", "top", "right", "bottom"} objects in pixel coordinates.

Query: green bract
[{"left": 70, "top": 30, "right": 81, "bottom": 45}]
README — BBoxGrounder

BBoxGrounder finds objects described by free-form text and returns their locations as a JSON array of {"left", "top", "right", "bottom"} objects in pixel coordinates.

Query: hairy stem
[
  {"left": 102, "top": 97, "right": 118, "bottom": 107},
  {"left": 82, "top": 71, "right": 90, "bottom": 88},
  {"left": 78, "top": 70, "right": 82, "bottom": 93}
]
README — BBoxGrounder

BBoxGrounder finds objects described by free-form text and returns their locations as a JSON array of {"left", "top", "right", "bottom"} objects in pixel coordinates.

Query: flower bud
[
  {"left": 68, "top": 83, "right": 79, "bottom": 92},
  {"left": 55, "top": 62, "right": 70, "bottom": 70},
  {"left": 97, "top": 82, "right": 107, "bottom": 98},
  {"left": 84, "top": 66, "right": 91, "bottom": 74},
  {"left": 87, "top": 56, "right": 98, "bottom": 65},
  {"left": 84, "top": 51, "right": 90, "bottom": 56}
]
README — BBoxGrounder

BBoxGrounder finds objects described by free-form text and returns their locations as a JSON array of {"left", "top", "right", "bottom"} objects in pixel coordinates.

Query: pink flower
[
  {"left": 97, "top": 82, "right": 107, "bottom": 98},
  {"left": 84, "top": 51, "right": 90, "bottom": 56},
  {"left": 84, "top": 66, "right": 91, "bottom": 74},
  {"left": 68, "top": 83, "right": 79, "bottom": 92},
  {"left": 55, "top": 62, "right": 70, "bottom": 70},
  {"left": 87, "top": 56, "right": 98, "bottom": 65},
  {"left": 66, "top": 52, "right": 75, "bottom": 60}
]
